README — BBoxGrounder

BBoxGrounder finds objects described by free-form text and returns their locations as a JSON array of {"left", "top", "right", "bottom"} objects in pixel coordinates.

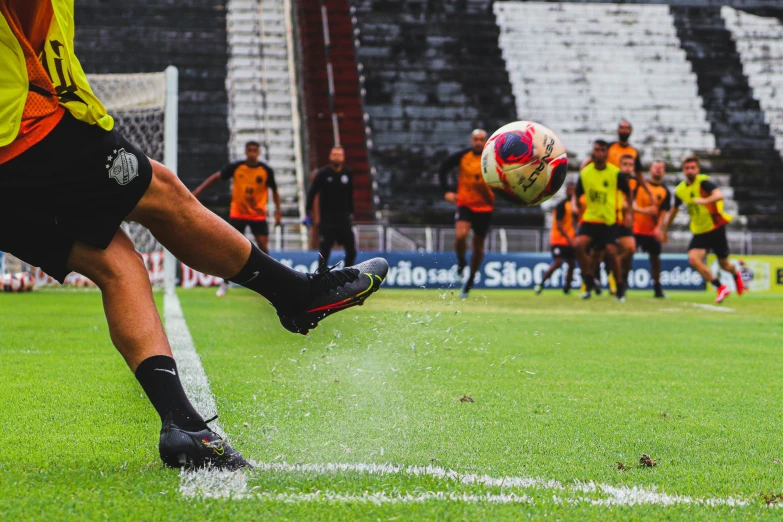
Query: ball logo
[
  {"left": 107, "top": 148, "right": 139, "bottom": 186},
  {"left": 494, "top": 125, "right": 536, "bottom": 167}
]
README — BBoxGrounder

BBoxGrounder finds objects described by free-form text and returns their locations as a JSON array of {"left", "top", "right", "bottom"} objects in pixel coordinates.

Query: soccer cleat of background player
[
  {"left": 192, "top": 140, "right": 282, "bottom": 297},
  {"left": 631, "top": 161, "right": 671, "bottom": 298},
  {"left": 0, "top": 1, "right": 388, "bottom": 471},
  {"left": 662, "top": 156, "right": 743, "bottom": 304},
  {"left": 573, "top": 140, "right": 631, "bottom": 301},
  {"left": 537, "top": 182, "right": 577, "bottom": 295},
  {"left": 439, "top": 129, "right": 494, "bottom": 300},
  {"left": 305, "top": 146, "right": 358, "bottom": 271}
]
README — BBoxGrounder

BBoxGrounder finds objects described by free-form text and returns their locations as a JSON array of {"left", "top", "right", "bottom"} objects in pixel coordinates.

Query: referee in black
[{"left": 305, "top": 146, "right": 357, "bottom": 269}]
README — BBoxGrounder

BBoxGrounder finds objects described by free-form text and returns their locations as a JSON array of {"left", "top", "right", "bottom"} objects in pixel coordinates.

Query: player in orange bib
[
  {"left": 193, "top": 141, "right": 281, "bottom": 296},
  {"left": 0, "top": 0, "right": 388, "bottom": 471},
  {"left": 535, "top": 182, "right": 577, "bottom": 295},
  {"left": 631, "top": 161, "right": 671, "bottom": 298},
  {"left": 439, "top": 129, "right": 495, "bottom": 299}
]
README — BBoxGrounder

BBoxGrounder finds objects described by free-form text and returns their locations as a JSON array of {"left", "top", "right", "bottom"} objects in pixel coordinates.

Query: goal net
[{"left": 2, "top": 67, "right": 178, "bottom": 291}]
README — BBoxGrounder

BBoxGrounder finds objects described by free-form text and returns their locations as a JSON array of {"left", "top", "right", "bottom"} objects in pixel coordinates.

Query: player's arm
[
  {"left": 303, "top": 169, "right": 323, "bottom": 225},
  {"left": 634, "top": 156, "right": 652, "bottom": 198},
  {"left": 662, "top": 194, "right": 681, "bottom": 245},
  {"left": 617, "top": 175, "right": 633, "bottom": 228},
  {"left": 193, "top": 162, "right": 238, "bottom": 198},
  {"left": 438, "top": 150, "right": 464, "bottom": 204},
  {"left": 693, "top": 181, "right": 723, "bottom": 205},
  {"left": 191, "top": 172, "right": 221, "bottom": 198},
  {"left": 653, "top": 186, "right": 672, "bottom": 241},
  {"left": 266, "top": 166, "right": 282, "bottom": 226},
  {"left": 573, "top": 177, "right": 584, "bottom": 212}
]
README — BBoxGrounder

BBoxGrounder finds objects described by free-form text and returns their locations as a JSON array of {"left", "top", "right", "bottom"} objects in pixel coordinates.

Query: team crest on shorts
[{"left": 106, "top": 148, "right": 139, "bottom": 186}]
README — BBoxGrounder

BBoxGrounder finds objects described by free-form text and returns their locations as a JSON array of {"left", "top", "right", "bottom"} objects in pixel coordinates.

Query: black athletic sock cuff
[
  {"left": 711, "top": 279, "right": 721, "bottom": 288},
  {"left": 135, "top": 354, "right": 176, "bottom": 376}
]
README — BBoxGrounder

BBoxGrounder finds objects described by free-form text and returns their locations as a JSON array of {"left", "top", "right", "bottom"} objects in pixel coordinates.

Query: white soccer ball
[
  {"left": 481, "top": 121, "right": 568, "bottom": 206},
  {"left": 1, "top": 272, "right": 34, "bottom": 292}
]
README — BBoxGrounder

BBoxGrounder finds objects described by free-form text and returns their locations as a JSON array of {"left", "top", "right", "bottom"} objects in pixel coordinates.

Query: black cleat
[
  {"left": 654, "top": 283, "right": 666, "bottom": 299},
  {"left": 159, "top": 415, "right": 252, "bottom": 471},
  {"left": 278, "top": 258, "right": 388, "bottom": 335}
]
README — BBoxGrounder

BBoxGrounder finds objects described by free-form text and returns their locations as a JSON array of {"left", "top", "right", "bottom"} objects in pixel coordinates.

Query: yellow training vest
[
  {"left": 579, "top": 162, "right": 621, "bottom": 226},
  {"left": 674, "top": 174, "right": 733, "bottom": 235},
  {"left": 0, "top": 0, "right": 112, "bottom": 147}
]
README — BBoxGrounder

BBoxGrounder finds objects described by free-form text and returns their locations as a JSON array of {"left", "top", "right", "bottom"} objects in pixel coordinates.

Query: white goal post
[{"left": 1, "top": 66, "right": 178, "bottom": 292}]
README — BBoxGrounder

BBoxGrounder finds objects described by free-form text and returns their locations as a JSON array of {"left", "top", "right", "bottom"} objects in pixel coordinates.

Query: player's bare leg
[
  {"left": 129, "top": 161, "right": 387, "bottom": 333},
  {"left": 454, "top": 220, "right": 470, "bottom": 280},
  {"left": 564, "top": 259, "right": 575, "bottom": 294},
  {"left": 256, "top": 235, "right": 270, "bottom": 254},
  {"left": 575, "top": 234, "right": 596, "bottom": 299},
  {"left": 66, "top": 230, "right": 250, "bottom": 470},
  {"left": 605, "top": 244, "right": 625, "bottom": 301},
  {"left": 649, "top": 253, "right": 664, "bottom": 298},
  {"left": 689, "top": 248, "right": 722, "bottom": 302},
  {"left": 536, "top": 257, "right": 564, "bottom": 295},
  {"left": 618, "top": 236, "right": 636, "bottom": 286},
  {"left": 461, "top": 233, "right": 485, "bottom": 299}
]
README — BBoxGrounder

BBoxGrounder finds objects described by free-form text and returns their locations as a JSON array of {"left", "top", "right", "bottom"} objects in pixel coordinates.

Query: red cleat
[
  {"left": 734, "top": 272, "right": 745, "bottom": 296},
  {"left": 715, "top": 284, "right": 731, "bottom": 304}
]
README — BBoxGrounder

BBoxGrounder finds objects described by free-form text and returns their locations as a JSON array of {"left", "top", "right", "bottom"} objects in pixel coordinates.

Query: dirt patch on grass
[
  {"left": 458, "top": 394, "right": 474, "bottom": 403},
  {"left": 639, "top": 454, "right": 657, "bottom": 467}
]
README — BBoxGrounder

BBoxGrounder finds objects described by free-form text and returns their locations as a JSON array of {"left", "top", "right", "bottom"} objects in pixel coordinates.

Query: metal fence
[{"left": 262, "top": 221, "right": 783, "bottom": 256}]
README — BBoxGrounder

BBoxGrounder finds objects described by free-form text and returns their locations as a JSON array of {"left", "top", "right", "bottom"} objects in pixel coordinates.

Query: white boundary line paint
[
  {"left": 687, "top": 302, "right": 735, "bottom": 313},
  {"left": 166, "top": 292, "right": 750, "bottom": 508},
  {"left": 163, "top": 291, "right": 224, "bottom": 438}
]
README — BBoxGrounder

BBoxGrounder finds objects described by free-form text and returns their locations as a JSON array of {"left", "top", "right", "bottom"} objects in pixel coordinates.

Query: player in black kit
[{"left": 304, "top": 146, "right": 357, "bottom": 269}]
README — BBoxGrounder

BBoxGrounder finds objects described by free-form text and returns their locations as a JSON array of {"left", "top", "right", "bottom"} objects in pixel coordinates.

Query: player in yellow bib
[
  {"left": 573, "top": 140, "right": 631, "bottom": 301},
  {"left": 0, "top": 0, "right": 388, "bottom": 471},
  {"left": 662, "top": 156, "right": 743, "bottom": 303}
]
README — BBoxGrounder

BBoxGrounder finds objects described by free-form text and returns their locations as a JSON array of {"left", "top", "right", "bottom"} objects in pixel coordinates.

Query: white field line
[
  {"left": 166, "top": 291, "right": 749, "bottom": 508},
  {"left": 163, "top": 291, "right": 223, "bottom": 437},
  {"left": 686, "top": 302, "right": 735, "bottom": 313}
]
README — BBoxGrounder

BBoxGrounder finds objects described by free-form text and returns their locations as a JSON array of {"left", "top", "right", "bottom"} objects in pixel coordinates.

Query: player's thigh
[
  {"left": 455, "top": 220, "right": 471, "bottom": 241},
  {"left": 688, "top": 248, "right": 707, "bottom": 266},
  {"left": 67, "top": 229, "right": 146, "bottom": 287},
  {"left": 128, "top": 160, "right": 193, "bottom": 223},
  {"left": 619, "top": 235, "right": 636, "bottom": 256}
]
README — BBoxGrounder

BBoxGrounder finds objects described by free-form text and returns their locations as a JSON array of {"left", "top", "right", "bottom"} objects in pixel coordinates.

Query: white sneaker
[{"left": 216, "top": 284, "right": 227, "bottom": 297}]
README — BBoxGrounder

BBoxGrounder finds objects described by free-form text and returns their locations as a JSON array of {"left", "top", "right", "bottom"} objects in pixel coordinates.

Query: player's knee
[
  {"left": 76, "top": 232, "right": 147, "bottom": 288},
  {"left": 149, "top": 161, "right": 192, "bottom": 207},
  {"left": 688, "top": 252, "right": 701, "bottom": 267},
  {"left": 718, "top": 258, "right": 732, "bottom": 271}
]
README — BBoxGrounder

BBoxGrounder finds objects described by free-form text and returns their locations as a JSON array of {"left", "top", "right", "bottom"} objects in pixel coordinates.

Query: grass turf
[{"left": 0, "top": 286, "right": 782, "bottom": 519}]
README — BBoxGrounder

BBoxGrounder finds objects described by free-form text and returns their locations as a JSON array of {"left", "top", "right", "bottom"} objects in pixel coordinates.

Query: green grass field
[{"left": 1, "top": 286, "right": 782, "bottom": 520}]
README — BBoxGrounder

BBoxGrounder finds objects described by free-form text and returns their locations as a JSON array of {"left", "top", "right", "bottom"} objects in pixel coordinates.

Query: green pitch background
[{"left": 1, "top": 287, "right": 782, "bottom": 520}]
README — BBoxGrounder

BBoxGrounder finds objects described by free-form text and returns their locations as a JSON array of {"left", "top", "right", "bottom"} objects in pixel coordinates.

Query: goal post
[{"left": 1, "top": 67, "right": 179, "bottom": 291}]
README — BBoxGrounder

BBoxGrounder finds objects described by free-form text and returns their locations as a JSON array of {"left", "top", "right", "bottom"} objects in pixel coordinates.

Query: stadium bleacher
[
  {"left": 495, "top": 2, "right": 715, "bottom": 167},
  {"left": 226, "top": 0, "right": 303, "bottom": 218},
  {"left": 75, "top": 0, "right": 230, "bottom": 191}
]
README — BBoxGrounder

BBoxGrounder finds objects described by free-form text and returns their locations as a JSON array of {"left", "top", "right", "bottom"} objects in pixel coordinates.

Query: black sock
[
  {"left": 230, "top": 244, "right": 310, "bottom": 314},
  {"left": 584, "top": 275, "right": 594, "bottom": 290},
  {"left": 135, "top": 355, "right": 205, "bottom": 430},
  {"left": 711, "top": 278, "right": 721, "bottom": 289},
  {"left": 457, "top": 256, "right": 467, "bottom": 272}
]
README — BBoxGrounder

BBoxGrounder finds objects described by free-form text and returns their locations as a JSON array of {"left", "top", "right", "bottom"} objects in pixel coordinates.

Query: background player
[
  {"left": 193, "top": 140, "right": 281, "bottom": 296},
  {"left": 0, "top": 0, "right": 388, "bottom": 471},
  {"left": 304, "top": 146, "right": 357, "bottom": 271},
  {"left": 662, "top": 156, "right": 743, "bottom": 303},
  {"left": 632, "top": 161, "right": 670, "bottom": 298},
  {"left": 439, "top": 129, "right": 494, "bottom": 299},
  {"left": 536, "top": 182, "right": 576, "bottom": 295},
  {"left": 614, "top": 155, "right": 637, "bottom": 288},
  {"left": 573, "top": 140, "right": 630, "bottom": 301}
]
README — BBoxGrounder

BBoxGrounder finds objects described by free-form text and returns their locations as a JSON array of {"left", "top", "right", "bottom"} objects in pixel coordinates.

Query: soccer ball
[
  {"left": 1, "top": 272, "right": 33, "bottom": 292},
  {"left": 481, "top": 121, "right": 568, "bottom": 206}
]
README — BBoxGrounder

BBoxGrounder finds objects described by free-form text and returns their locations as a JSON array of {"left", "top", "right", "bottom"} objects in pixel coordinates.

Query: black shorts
[
  {"left": 576, "top": 222, "right": 616, "bottom": 250},
  {"left": 635, "top": 234, "right": 662, "bottom": 256},
  {"left": 688, "top": 226, "right": 730, "bottom": 259},
  {"left": 615, "top": 225, "right": 633, "bottom": 239},
  {"left": 456, "top": 206, "right": 492, "bottom": 238},
  {"left": 320, "top": 222, "right": 356, "bottom": 250},
  {"left": 551, "top": 245, "right": 575, "bottom": 259},
  {"left": 0, "top": 113, "right": 152, "bottom": 282},
  {"left": 231, "top": 218, "right": 269, "bottom": 237}
]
